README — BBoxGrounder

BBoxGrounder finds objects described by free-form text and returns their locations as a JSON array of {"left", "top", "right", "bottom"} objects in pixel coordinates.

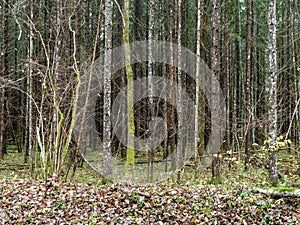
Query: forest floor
[
  {"left": 0, "top": 149, "right": 299, "bottom": 224},
  {"left": 0, "top": 178, "right": 299, "bottom": 224}
]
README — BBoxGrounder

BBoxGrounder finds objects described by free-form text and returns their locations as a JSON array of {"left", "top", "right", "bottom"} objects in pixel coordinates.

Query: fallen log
[{"left": 255, "top": 187, "right": 300, "bottom": 198}]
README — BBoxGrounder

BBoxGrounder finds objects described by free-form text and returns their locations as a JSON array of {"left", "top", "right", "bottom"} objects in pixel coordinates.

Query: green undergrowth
[{"left": 0, "top": 145, "right": 299, "bottom": 190}]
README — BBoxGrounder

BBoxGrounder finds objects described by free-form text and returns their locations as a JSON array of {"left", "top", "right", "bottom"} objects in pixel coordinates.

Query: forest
[{"left": 0, "top": 0, "right": 299, "bottom": 223}]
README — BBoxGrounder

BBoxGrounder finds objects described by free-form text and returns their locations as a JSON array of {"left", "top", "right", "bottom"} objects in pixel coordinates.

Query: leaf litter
[{"left": 0, "top": 178, "right": 299, "bottom": 224}]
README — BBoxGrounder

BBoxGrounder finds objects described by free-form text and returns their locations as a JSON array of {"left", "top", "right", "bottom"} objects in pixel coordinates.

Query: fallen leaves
[{"left": 0, "top": 178, "right": 299, "bottom": 224}]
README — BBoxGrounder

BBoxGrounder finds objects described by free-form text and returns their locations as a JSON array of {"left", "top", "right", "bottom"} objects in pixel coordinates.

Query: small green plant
[
  {"left": 227, "top": 200, "right": 232, "bottom": 209},
  {"left": 254, "top": 135, "right": 292, "bottom": 151},
  {"left": 100, "top": 177, "right": 113, "bottom": 185},
  {"left": 251, "top": 135, "right": 295, "bottom": 184},
  {"left": 130, "top": 192, "right": 142, "bottom": 206},
  {"left": 55, "top": 199, "right": 66, "bottom": 209}
]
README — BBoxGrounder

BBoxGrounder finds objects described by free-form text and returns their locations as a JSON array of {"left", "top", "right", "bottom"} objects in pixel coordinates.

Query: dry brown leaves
[{"left": 0, "top": 178, "right": 299, "bottom": 224}]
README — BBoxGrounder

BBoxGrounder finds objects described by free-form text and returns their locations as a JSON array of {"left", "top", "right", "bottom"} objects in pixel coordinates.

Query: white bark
[
  {"left": 256, "top": 188, "right": 300, "bottom": 198},
  {"left": 195, "top": 0, "right": 201, "bottom": 158},
  {"left": 176, "top": 0, "right": 183, "bottom": 170},
  {"left": 169, "top": 1, "right": 176, "bottom": 172},
  {"left": 103, "top": 0, "right": 113, "bottom": 177},
  {"left": 148, "top": 0, "right": 154, "bottom": 181},
  {"left": 268, "top": 0, "right": 278, "bottom": 186},
  {"left": 27, "top": 0, "right": 34, "bottom": 165}
]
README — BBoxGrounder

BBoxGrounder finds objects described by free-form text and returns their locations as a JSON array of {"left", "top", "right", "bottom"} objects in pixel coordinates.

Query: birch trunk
[
  {"left": 25, "top": 0, "right": 34, "bottom": 167},
  {"left": 194, "top": 0, "right": 202, "bottom": 169},
  {"left": 103, "top": 0, "right": 113, "bottom": 177},
  {"left": 169, "top": 0, "right": 176, "bottom": 172},
  {"left": 148, "top": 0, "right": 155, "bottom": 181},
  {"left": 268, "top": 0, "right": 278, "bottom": 187},
  {"left": 176, "top": 0, "right": 183, "bottom": 175}
]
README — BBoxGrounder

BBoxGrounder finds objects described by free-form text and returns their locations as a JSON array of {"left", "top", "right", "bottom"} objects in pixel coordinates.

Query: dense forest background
[{"left": 0, "top": 0, "right": 299, "bottom": 185}]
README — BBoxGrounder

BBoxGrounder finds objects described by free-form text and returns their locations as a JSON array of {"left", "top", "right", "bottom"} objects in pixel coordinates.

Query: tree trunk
[
  {"left": 24, "top": 0, "right": 34, "bottom": 167},
  {"left": 133, "top": 0, "right": 143, "bottom": 160},
  {"left": 223, "top": 0, "right": 229, "bottom": 152},
  {"left": 0, "top": 0, "right": 8, "bottom": 160},
  {"left": 194, "top": 0, "right": 203, "bottom": 172},
  {"left": 169, "top": 0, "right": 177, "bottom": 172},
  {"left": 103, "top": 0, "right": 113, "bottom": 177},
  {"left": 123, "top": 0, "right": 135, "bottom": 173},
  {"left": 211, "top": 0, "right": 220, "bottom": 181},
  {"left": 52, "top": 0, "right": 63, "bottom": 173},
  {"left": 176, "top": 0, "right": 183, "bottom": 176},
  {"left": 234, "top": 0, "right": 241, "bottom": 154},
  {"left": 268, "top": 0, "right": 278, "bottom": 187},
  {"left": 245, "top": 0, "right": 252, "bottom": 170},
  {"left": 148, "top": 0, "right": 155, "bottom": 182}
]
